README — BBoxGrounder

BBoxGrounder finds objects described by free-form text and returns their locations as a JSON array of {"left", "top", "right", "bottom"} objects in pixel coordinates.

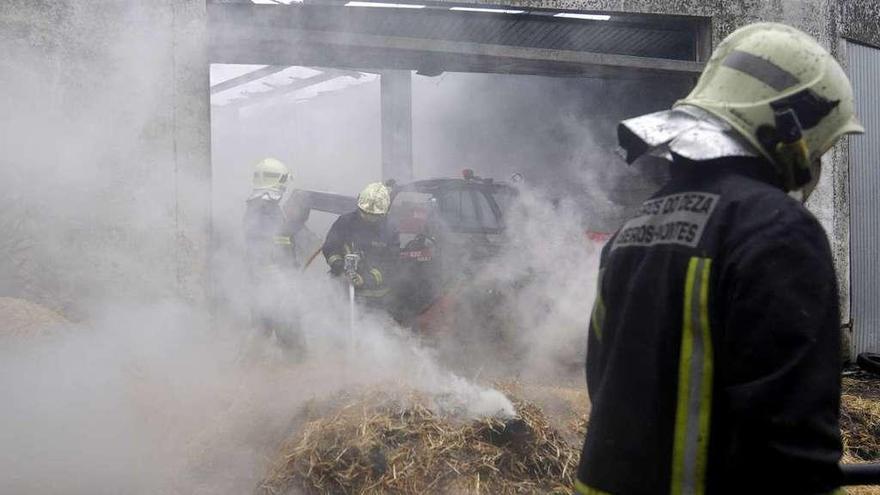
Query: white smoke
[{"left": 0, "top": 2, "right": 689, "bottom": 493}]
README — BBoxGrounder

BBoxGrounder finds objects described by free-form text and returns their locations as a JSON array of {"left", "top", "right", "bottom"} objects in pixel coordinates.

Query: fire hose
[
  {"left": 302, "top": 246, "right": 323, "bottom": 272},
  {"left": 344, "top": 253, "right": 361, "bottom": 350},
  {"left": 842, "top": 463, "right": 880, "bottom": 486}
]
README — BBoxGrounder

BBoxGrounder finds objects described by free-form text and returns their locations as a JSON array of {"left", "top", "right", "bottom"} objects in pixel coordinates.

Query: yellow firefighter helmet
[
  {"left": 357, "top": 182, "right": 391, "bottom": 215},
  {"left": 252, "top": 158, "right": 290, "bottom": 193},
  {"left": 676, "top": 22, "right": 863, "bottom": 190}
]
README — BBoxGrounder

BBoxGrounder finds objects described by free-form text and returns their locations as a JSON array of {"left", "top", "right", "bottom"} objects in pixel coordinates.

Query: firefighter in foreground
[
  {"left": 243, "top": 157, "right": 303, "bottom": 351},
  {"left": 322, "top": 182, "right": 398, "bottom": 309},
  {"left": 577, "top": 23, "right": 863, "bottom": 494}
]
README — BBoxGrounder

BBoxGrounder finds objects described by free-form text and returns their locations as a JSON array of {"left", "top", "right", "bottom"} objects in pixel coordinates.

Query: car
[{"left": 284, "top": 170, "right": 519, "bottom": 329}]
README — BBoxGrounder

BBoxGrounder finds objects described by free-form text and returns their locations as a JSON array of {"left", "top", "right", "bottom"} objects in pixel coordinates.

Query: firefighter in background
[
  {"left": 322, "top": 182, "right": 398, "bottom": 309},
  {"left": 577, "top": 23, "right": 863, "bottom": 494},
  {"left": 243, "top": 157, "right": 303, "bottom": 351}
]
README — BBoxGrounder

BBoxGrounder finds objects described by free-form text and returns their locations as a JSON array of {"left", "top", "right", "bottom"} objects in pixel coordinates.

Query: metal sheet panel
[{"left": 848, "top": 41, "right": 880, "bottom": 355}]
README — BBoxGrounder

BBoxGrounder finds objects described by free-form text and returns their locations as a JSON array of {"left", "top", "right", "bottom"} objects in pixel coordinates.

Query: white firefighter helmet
[
  {"left": 357, "top": 182, "right": 391, "bottom": 215},
  {"left": 252, "top": 158, "right": 290, "bottom": 193},
  {"left": 676, "top": 22, "right": 863, "bottom": 190}
]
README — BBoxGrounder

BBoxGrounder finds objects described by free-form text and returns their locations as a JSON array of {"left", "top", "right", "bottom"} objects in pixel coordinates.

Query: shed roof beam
[
  {"left": 210, "top": 27, "right": 704, "bottom": 78},
  {"left": 210, "top": 65, "right": 289, "bottom": 94},
  {"left": 223, "top": 68, "right": 366, "bottom": 108}
]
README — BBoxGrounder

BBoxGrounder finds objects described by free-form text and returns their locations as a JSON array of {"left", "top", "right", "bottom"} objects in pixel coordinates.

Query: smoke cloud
[{"left": 0, "top": 2, "right": 690, "bottom": 493}]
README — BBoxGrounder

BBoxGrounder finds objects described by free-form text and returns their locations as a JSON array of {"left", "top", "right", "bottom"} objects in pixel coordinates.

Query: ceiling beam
[
  {"left": 210, "top": 26, "right": 704, "bottom": 78},
  {"left": 223, "top": 70, "right": 355, "bottom": 109},
  {"left": 208, "top": 2, "right": 705, "bottom": 78},
  {"left": 305, "top": 29, "right": 705, "bottom": 74},
  {"left": 210, "top": 65, "right": 289, "bottom": 94}
]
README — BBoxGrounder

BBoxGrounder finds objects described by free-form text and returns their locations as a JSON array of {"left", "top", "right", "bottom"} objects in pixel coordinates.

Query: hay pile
[
  {"left": 518, "top": 384, "right": 588, "bottom": 445},
  {"left": 841, "top": 375, "right": 880, "bottom": 495},
  {"left": 0, "top": 296, "right": 68, "bottom": 340},
  {"left": 257, "top": 376, "right": 878, "bottom": 495},
  {"left": 257, "top": 389, "right": 578, "bottom": 494},
  {"left": 842, "top": 375, "right": 880, "bottom": 463}
]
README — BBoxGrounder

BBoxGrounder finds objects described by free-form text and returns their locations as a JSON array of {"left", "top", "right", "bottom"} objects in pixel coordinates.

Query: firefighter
[
  {"left": 243, "top": 157, "right": 302, "bottom": 351},
  {"left": 243, "top": 157, "right": 296, "bottom": 271},
  {"left": 322, "top": 182, "right": 398, "bottom": 308},
  {"left": 576, "top": 23, "right": 863, "bottom": 494}
]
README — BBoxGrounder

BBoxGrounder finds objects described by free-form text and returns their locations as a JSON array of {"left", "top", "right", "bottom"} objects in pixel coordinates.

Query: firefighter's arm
[
  {"left": 718, "top": 209, "right": 842, "bottom": 491},
  {"left": 322, "top": 218, "right": 346, "bottom": 275},
  {"left": 358, "top": 264, "right": 385, "bottom": 289}
]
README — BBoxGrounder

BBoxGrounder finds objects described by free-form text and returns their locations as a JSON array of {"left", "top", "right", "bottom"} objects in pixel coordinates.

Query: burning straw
[{"left": 256, "top": 388, "right": 578, "bottom": 494}]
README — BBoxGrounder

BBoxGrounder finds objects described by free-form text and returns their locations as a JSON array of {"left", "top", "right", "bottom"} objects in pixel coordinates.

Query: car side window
[
  {"left": 459, "top": 190, "right": 481, "bottom": 230},
  {"left": 437, "top": 190, "right": 460, "bottom": 230},
  {"left": 472, "top": 190, "right": 501, "bottom": 230},
  {"left": 437, "top": 189, "right": 473, "bottom": 231}
]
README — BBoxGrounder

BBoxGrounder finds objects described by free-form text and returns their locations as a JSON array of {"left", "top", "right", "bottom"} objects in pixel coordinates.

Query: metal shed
[{"left": 847, "top": 40, "right": 880, "bottom": 356}]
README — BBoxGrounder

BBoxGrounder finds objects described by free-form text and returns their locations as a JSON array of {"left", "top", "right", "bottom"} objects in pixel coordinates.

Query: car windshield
[
  {"left": 390, "top": 184, "right": 509, "bottom": 234},
  {"left": 388, "top": 191, "right": 435, "bottom": 234}
]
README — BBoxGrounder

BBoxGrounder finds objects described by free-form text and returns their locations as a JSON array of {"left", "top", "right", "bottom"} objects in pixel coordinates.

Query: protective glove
[
  {"left": 330, "top": 259, "right": 344, "bottom": 276},
  {"left": 348, "top": 272, "right": 365, "bottom": 288}
]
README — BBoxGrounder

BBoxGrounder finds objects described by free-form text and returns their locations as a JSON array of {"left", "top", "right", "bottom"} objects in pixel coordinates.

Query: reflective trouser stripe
[
  {"left": 273, "top": 235, "right": 292, "bottom": 246},
  {"left": 358, "top": 287, "right": 390, "bottom": 298},
  {"left": 671, "top": 257, "right": 713, "bottom": 495},
  {"left": 370, "top": 268, "right": 383, "bottom": 286},
  {"left": 574, "top": 479, "right": 611, "bottom": 495},
  {"left": 590, "top": 269, "right": 606, "bottom": 342}
]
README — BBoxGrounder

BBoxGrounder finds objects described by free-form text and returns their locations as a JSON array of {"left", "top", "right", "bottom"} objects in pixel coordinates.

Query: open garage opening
[{"left": 208, "top": 1, "right": 709, "bottom": 241}]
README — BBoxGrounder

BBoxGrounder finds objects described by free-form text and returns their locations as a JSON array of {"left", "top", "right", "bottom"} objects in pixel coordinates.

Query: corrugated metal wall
[{"left": 847, "top": 41, "right": 880, "bottom": 355}]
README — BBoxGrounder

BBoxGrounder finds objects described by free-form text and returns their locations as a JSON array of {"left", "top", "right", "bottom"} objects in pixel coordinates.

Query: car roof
[{"left": 396, "top": 178, "right": 514, "bottom": 194}]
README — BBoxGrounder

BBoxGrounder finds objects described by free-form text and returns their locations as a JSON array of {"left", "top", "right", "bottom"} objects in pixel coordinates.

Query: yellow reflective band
[
  {"left": 574, "top": 479, "right": 611, "bottom": 495},
  {"left": 590, "top": 269, "right": 606, "bottom": 342},
  {"left": 671, "top": 257, "right": 713, "bottom": 495},
  {"left": 327, "top": 254, "right": 343, "bottom": 265},
  {"left": 369, "top": 268, "right": 383, "bottom": 286},
  {"left": 273, "top": 235, "right": 292, "bottom": 246},
  {"left": 358, "top": 287, "right": 390, "bottom": 298},
  {"left": 696, "top": 257, "right": 713, "bottom": 492}
]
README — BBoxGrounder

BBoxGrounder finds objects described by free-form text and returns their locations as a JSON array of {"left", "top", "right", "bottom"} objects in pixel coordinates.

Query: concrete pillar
[
  {"left": 172, "top": 1, "right": 212, "bottom": 305},
  {"left": 380, "top": 70, "right": 413, "bottom": 182}
]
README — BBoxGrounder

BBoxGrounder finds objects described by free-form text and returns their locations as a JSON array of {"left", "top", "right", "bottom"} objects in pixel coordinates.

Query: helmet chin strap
[
  {"left": 758, "top": 108, "right": 813, "bottom": 192},
  {"left": 249, "top": 188, "right": 284, "bottom": 202}
]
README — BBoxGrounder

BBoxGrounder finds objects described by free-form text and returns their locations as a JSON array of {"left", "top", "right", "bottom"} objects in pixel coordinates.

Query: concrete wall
[
  {"left": 0, "top": 1, "right": 210, "bottom": 313},
  {"left": 839, "top": 0, "right": 880, "bottom": 49}
]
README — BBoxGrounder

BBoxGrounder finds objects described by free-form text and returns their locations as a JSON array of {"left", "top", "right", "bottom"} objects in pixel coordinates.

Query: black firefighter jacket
[
  {"left": 322, "top": 211, "right": 399, "bottom": 300},
  {"left": 576, "top": 157, "right": 843, "bottom": 495}
]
